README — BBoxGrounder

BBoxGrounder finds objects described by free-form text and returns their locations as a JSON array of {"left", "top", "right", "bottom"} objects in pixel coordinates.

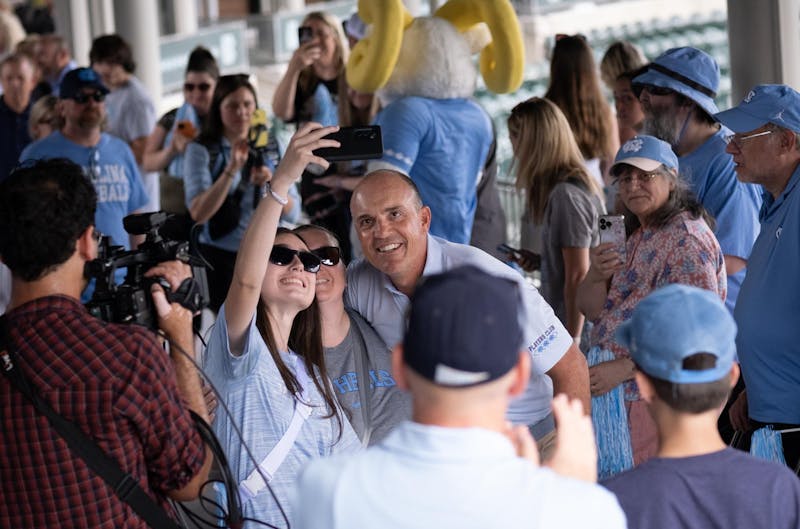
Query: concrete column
[
  {"left": 89, "top": 0, "right": 115, "bottom": 34},
  {"left": 113, "top": 0, "right": 163, "bottom": 108},
  {"left": 173, "top": 0, "right": 199, "bottom": 35},
  {"left": 727, "top": 0, "right": 800, "bottom": 102},
  {"left": 53, "top": 0, "right": 93, "bottom": 64}
]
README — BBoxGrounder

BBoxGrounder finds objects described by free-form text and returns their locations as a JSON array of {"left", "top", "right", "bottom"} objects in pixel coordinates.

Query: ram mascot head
[{"left": 346, "top": 0, "right": 525, "bottom": 100}]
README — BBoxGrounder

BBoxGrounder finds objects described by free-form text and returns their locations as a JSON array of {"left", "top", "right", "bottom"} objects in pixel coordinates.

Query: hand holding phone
[
  {"left": 598, "top": 215, "right": 626, "bottom": 259},
  {"left": 497, "top": 244, "right": 540, "bottom": 271},
  {"left": 312, "top": 126, "right": 383, "bottom": 162},
  {"left": 298, "top": 26, "right": 314, "bottom": 45}
]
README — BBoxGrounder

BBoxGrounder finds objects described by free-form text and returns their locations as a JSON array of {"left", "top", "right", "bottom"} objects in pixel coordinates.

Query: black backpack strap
[{"left": 0, "top": 316, "right": 183, "bottom": 529}]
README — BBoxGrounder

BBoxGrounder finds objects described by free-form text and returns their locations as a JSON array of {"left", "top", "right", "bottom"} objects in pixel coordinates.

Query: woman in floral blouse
[{"left": 577, "top": 135, "right": 726, "bottom": 468}]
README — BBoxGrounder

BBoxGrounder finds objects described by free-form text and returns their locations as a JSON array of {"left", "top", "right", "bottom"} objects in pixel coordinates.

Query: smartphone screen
[
  {"left": 599, "top": 214, "right": 626, "bottom": 259},
  {"left": 298, "top": 26, "right": 313, "bottom": 45},
  {"left": 312, "top": 126, "right": 383, "bottom": 162}
]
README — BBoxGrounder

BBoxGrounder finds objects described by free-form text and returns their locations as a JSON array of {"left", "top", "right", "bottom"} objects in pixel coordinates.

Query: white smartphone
[{"left": 598, "top": 214, "right": 626, "bottom": 259}]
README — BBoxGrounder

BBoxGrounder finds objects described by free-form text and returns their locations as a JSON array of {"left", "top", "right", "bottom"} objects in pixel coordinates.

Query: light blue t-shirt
[
  {"left": 734, "top": 164, "right": 800, "bottom": 424},
  {"left": 20, "top": 131, "right": 148, "bottom": 249},
  {"left": 345, "top": 234, "right": 572, "bottom": 426},
  {"left": 370, "top": 97, "right": 493, "bottom": 244},
  {"left": 205, "top": 305, "right": 360, "bottom": 528},
  {"left": 678, "top": 128, "right": 762, "bottom": 312},
  {"left": 164, "top": 102, "right": 200, "bottom": 179}
]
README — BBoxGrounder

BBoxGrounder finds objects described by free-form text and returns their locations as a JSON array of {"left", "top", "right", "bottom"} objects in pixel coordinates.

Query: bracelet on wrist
[{"left": 263, "top": 182, "right": 289, "bottom": 206}]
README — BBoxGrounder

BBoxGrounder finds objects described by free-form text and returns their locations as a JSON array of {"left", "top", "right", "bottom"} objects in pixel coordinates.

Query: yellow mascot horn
[
  {"left": 346, "top": 0, "right": 413, "bottom": 93},
  {"left": 435, "top": 0, "right": 525, "bottom": 94}
]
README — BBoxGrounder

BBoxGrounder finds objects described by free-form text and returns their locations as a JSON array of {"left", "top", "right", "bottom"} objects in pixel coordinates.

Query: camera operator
[{"left": 0, "top": 158, "right": 212, "bottom": 528}]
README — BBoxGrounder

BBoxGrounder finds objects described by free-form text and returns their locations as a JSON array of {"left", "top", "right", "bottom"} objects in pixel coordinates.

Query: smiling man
[
  {"left": 714, "top": 84, "right": 800, "bottom": 471},
  {"left": 345, "top": 170, "right": 590, "bottom": 455}
]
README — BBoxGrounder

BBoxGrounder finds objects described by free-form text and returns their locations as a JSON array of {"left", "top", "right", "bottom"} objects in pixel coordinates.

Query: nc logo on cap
[
  {"left": 622, "top": 138, "right": 644, "bottom": 153},
  {"left": 743, "top": 89, "right": 756, "bottom": 103}
]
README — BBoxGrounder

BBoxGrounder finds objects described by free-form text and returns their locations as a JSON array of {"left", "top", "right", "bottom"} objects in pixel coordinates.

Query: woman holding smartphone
[
  {"left": 272, "top": 12, "right": 348, "bottom": 126},
  {"left": 507, "top": 97, "right": 606, "bottom": 346},
  {"left": 576, "top": 135, "right": 725, "bottom": 472},
  {"left": 204, "top": 123, "right": 359, "bottom": 528}
]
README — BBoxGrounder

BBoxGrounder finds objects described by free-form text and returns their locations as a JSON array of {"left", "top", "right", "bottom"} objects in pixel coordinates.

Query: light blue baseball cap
[
  {"left": 633, "top": 47, "right": 720, "bottom": 117},
  {"left": 616, "top": 284, "right": 736, "bottom": 384},
  {"left": 611, "top": 135, "right": 679, "bottom": 176},
  {"left": 714, "top": 84, "right": 800, "bottom": 133}
]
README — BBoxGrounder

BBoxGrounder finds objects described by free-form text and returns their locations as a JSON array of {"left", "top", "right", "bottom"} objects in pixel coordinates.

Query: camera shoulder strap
[{"left": 0, "top": 315, "right": 183, "bottom": 529}]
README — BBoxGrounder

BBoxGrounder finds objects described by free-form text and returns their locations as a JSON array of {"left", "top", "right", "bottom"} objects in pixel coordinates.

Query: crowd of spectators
[{"left": 2, "top": 5, "right": 800, "bottom": 529}]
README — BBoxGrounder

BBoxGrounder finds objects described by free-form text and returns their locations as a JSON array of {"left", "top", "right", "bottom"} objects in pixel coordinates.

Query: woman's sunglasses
[
  {"left": 184, "top": 82, "right": 212, "bottom": 93},
  {"left": 311, "top": 246, "right": 341, "bottom": 266},
  {"left": 269, "top": 246, "right": 321, "bottom": 273}
]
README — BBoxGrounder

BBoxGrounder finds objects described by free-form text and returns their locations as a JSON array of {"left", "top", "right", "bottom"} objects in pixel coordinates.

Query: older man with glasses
[
  {"left": 19, "top": 67, "right": 148, "bottom": 254},
  {"left": 632, "top": 46, "right": 761, "bottom": 314},
  {"left": 715, "top": 84, "right": 800, "bottom": 472}
]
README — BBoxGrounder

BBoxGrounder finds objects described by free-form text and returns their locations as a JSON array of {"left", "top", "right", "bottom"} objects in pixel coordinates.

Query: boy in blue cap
[
  {"left": 633, "top": 46, "right": 761, "bottom": 313},
  {"left": 715, "top": 84, "right": 800, "bottom": 470},
  {"left": 603, "top": 284, "right": 800, "bottom": 529}
]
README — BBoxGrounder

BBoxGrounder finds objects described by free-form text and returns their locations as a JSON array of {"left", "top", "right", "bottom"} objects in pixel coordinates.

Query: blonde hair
[
  {"left": 298, "top": 12, "right": 349, "bottom": 94},
  {"left": 600, "top": 41, "right": 647, "bottom": 89},
  {"left": 508, "top": 97, "right": 603, "bottom": 223},
  {"left": 28, "top": 95, "right": 60, "bottom": 138}
]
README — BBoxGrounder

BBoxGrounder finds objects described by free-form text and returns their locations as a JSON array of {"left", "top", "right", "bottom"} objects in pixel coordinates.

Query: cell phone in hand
[
  {"left": 312, "top": 126, "right": 383, "bottom": 162},
  {"left": 497, "top": 243, "right": 522, "bottom": 258},
  {"left": 298, "top": 26, "right": 313, "bottom": 45},
  {"left": 598, "top": 214, "right": 626, "bottom": 259}
]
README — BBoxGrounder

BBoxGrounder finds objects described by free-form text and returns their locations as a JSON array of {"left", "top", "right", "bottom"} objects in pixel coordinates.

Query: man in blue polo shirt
[
  {"left": 715, "top": 84, "right": 800, "bottom": 470},
  {"left": 633, "top": 47, "right": 761, "bottom": 313}
]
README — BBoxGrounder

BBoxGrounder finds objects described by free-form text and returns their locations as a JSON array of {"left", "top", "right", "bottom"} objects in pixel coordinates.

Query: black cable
[{"left": 161, "top": 330, "right": 291, "bottom": 529}]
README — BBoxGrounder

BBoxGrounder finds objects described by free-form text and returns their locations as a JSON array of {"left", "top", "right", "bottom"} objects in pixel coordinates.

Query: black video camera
[{"left": 84, "top": 212, "right": 209, "bottom": 330}]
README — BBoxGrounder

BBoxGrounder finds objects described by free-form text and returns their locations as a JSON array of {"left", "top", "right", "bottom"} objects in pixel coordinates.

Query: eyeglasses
[
  {"left": 184, "top": 82, "right": 212, "bottom": 93},
  {"left": 311, "top": 246, "right": 341, "bottom": 266},
  {"left": 634, "top": 84, "right": 673, "bottom": 98},
  {"left": 269, "top": 246, "right": 321, "bottom": 273},
  {"left": 614, "top": 171, "right": 660, "bottom": 186},
  {"left": 723, "top": 130, "right": 773, "bottom": 148},
  {"left": 70, "top": 91, "right": 106, "bottom": 104}
]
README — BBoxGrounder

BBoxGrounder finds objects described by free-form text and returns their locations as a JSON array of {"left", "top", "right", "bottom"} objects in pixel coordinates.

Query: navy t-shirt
[{"left": 602, "top": 448, "right": 800, "bottom": 529}]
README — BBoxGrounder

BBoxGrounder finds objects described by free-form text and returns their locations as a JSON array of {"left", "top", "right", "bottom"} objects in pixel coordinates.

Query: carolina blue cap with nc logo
[
  {"left": 611, "top": 135, "right": 679, "bottom": 176},
  {"left": 714, "top": 84, "right": 800, "bottom": 133},
  {"left": 633, "top": 46, "right": 720, "bottom": 117},
  {"left": 616, "top": 284, "right": 736, "bottom": 384}
]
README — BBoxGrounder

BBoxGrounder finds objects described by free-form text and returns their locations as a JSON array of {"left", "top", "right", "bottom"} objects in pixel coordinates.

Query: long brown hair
[
  {"left": 545, "top": 35, "right": 615, "bottom": 160},
  {"left": 254, "top": 228, "right": 343, "bottom": 438},
  {"left": 508, "top": 97, "right": 604, "bottom": 223}
]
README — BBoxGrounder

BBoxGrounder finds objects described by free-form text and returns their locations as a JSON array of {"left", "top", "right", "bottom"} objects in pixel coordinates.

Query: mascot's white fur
[{"left": 346, "top": 0, "right": 524, "bottom": 243}]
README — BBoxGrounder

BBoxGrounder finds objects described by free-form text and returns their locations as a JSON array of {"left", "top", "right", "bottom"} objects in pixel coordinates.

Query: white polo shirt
[{"left": 346, "top": 234, "right": 572, "bottom": 425}]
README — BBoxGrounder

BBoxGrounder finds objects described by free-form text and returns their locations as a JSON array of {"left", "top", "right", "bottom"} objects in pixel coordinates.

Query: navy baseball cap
[
  {"left": 633, "top": 47, "right": 720, "bottom": 117},
  {"left": 611, "top": 135, "right": 679, "bottom": 176},
  {"left": 616, "top": 284, "right": 736, "bottom": 384},
  {"left": 714, "top": 84, "right": 800, "bottom": 134},
  {"left": 403, "top": 266, "right": 524, "bottom": 387},
  {"left": 60, "top": 67, "right": 109, "bottom": 100}
]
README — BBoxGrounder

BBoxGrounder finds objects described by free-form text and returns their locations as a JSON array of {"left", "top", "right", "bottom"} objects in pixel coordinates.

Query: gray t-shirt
[
  {"left": 325, "top": 311, "right": 412, "bottom": 445},
  {"left": 539, "top": 181, "right": 605, "bottom": 324}
]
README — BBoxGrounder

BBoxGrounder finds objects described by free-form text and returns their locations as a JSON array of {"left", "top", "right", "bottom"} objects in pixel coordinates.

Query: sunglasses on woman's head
[
  {"left": 269, "top": 246, "right": 321, "bottom": 273},
  {"left": 311, "top": 246, "right": 341, "bottom": 266}
]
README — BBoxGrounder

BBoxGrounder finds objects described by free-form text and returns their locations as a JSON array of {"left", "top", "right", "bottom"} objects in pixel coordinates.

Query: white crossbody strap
[{"left": 239, "top": 356, "right": 313, "bottom": 502}]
